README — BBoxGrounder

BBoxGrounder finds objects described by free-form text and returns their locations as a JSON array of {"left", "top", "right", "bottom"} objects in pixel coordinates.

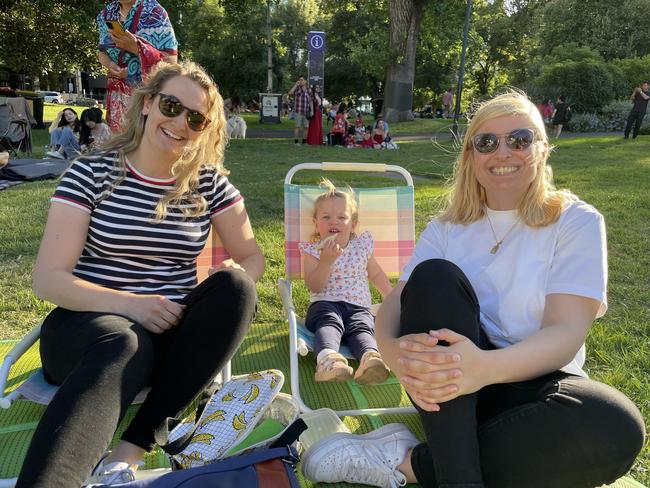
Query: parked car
[{"left": 38, "top": 91, "right": 64, "bottom": 104}]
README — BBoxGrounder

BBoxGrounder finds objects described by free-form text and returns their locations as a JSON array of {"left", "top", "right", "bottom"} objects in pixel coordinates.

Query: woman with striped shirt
[{"left": 17, "top": 61, "right": 264, "bottom": 488}]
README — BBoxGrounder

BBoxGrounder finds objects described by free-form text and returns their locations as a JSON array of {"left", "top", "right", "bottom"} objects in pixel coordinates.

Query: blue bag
[{"left": 113, "top": 446, "right": 300, "bottom": 487}]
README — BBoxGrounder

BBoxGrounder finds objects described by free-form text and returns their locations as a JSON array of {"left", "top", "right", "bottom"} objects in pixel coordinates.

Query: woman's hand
[
  {"left": 399, "top": 329, "right": 491, "bottom": 408},
  {"left": 108, "top": 65, "right": 128, "bottom": 79},
  {"left": 126, "top": 294, "right": 185, "bottom": 334},
  {"left": 208, "top": 258, "right": 245, "bottom": 275},
  {"left": 110, "top": 30, "right": 139, "bottom": 55},
  {"left": 382, "top": 332, "right": 462, "bottom": 412}
]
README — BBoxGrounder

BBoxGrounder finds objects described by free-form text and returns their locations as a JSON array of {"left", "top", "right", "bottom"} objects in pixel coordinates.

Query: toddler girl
[{"left": 299, "top": 179, "right": 392, "bottom": 385}]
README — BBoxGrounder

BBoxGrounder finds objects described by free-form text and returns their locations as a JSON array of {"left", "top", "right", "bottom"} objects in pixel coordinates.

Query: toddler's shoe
[
  {"left": 315, "top": 351, "right": 354, "bottom": 382},
  {"left": 301, "top": 423, "right": 419, "bottom": 488},
  {"left": 354, "top": 351, "right": 390, "bottom": 385}
]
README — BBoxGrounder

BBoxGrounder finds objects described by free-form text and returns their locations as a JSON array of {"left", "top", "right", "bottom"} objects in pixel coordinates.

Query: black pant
[
  {"left": 16, "top": 269, "right": 257, "bottom": 488},
  {"left": 402, "top": 260, "right": 645, "bottom": 488},
  {"left": 624, "top": 110, "right": 646, "bottom": 138}
]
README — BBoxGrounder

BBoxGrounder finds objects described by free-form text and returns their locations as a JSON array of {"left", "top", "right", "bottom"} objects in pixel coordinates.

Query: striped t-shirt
[{"left": 52, "top": 154, "right": 242, "bottom": 301}]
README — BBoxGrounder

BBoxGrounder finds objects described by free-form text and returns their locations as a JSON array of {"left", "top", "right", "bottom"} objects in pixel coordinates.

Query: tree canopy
[{"left": 1, "top": 0, "right": 648, "bottom": 113}]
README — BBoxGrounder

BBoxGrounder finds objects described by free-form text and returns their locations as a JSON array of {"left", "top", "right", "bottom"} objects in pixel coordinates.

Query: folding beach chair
[
  {"left": 0, "top": 98, "right": 34, "bottom": 156},
  {"left": 0, "top": 227, "right": 232, "bottom": 410},
  {"left": 277, "top": 162, "right": 418, "bottom": 417},
  {"left": 0, "top": 228, "right": 234, "bottom": 486}
]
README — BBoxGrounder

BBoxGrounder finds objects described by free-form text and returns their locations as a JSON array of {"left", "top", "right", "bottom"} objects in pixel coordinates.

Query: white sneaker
[
  {"left": 301, "top": 423, "right": 419, "bottom": 488},
  {"left": 84, "top": 452, "right": 138, "bottom": 486}
]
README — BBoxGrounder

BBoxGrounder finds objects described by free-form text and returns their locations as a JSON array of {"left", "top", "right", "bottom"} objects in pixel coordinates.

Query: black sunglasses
[
  {"left": 472, "top": 128, "right": 535, "bottom": 154},
  {"left": 157, "top": 93, "right": 211, "bottom": 132}
]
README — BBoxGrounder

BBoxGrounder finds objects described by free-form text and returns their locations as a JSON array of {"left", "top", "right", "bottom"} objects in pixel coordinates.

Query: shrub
[
  {"left": 611, "top": 56, "right": 650, "bottom": 90},
  {"left": 599, "top": 100, "right": 634, "bottom": 131},
  {"left": 566, "top": 113, "right": 602, "bottom": 132},
  {"left": 535, "top": 59, "right": 616, "bottom": 113}
]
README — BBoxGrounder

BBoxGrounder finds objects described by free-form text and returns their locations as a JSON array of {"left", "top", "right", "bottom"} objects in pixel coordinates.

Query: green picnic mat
[{"left": 0, "top": 327, "right": 646, "bottom": 488}]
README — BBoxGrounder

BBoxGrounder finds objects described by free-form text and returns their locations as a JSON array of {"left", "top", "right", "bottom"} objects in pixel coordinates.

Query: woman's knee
[
  {"left": 556, "top": 378, "right": 645, "bottom": 481},
  {"left": 407, "top": 259, "right": 470, "bottom": 290},
  {"left": 400, "top": 259, "right": 479, "bottom": 336}
]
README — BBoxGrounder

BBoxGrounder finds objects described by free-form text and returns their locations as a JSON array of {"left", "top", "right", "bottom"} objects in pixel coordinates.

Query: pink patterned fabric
[{"left": 299, "top": 231, "right": 374, "bottom": 308}]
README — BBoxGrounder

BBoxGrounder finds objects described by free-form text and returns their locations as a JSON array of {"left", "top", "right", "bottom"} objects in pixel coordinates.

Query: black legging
[
  {"left": 401, "top": 259, "right": 645, "bottom": 488},
  {"left": 16, "top": 269, "right": 257, "bottom": 488}
]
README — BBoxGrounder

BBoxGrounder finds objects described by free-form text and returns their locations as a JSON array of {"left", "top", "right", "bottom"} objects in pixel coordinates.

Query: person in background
[
  {"left": 623, "top": 81, "right": 649, "bottom": 140},
  {"left": 551, "top": 95, "right": 571, "bottom": 138},
  {"left": 371, "top": 116, "right": 390, "bottom": 147},
  {"left": 288, "top": 75, "right": 312, "bottom": 145},
  {"left": 306, "top": 84, "right": 324, "bottom": 146},
  {"left": 97, "top": 0, "right": 178, "bottom": 132},
  {"left": 442, "top": 88, "right": 453, "bottom": 118},
  {"left": 16, "top": 61, "right": 264, "bottom": 488},
  {"left": 79, "top": 107, "right": 112, "bottom": 153},
  {"left": 537, "top": 98, "right": 554, "bottom": 125},
  {"left": 330, "top": 103, "right": 347, "bottom": 147},
  {"left": 360, "top": 127, "right": 375, "bottom": 149},
  {"left": 47, "top": 108, "right": 81, "bottom": 160},
  {"left": 301, "top": 91, "right": 644, "bottom": 488}
]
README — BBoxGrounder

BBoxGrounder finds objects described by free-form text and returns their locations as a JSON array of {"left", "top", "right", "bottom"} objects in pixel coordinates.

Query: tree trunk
[{"left": 383, "top": 0, "right": 425, "bottom": 122}]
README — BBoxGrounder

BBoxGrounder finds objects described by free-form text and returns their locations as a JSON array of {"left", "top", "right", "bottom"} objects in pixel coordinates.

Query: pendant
[{"left": 490, "top": 242, "right": 502, "bottom": 254}]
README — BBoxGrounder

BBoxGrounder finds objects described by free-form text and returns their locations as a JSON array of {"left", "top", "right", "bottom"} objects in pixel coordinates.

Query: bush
[
  {"left": 564, "top": 100, "right": 650, "bottom": 133},
  {"left": 599, "top": 100, "right": 634, "bottom": 131},
  {"left": 566, "top": 113, "right": 603, "bottom": 132},
  {"left": 534, "top": 59, "right": 615, "bottom": 113},
  {"left": 611, "top": 56, "right": 650, "bottom": 90}
]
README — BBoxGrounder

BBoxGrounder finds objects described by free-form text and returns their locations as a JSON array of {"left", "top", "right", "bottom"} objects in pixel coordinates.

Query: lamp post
[
  {"left": 266, "top": 0, "right": 273, "bottom": 92},
  {"left": 452, "top": 0, "right": 473, "bottom": 139}
]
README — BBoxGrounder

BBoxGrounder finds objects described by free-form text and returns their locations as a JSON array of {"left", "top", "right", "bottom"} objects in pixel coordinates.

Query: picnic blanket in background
[
  {"left": 0, "top": 159, "right": 68, "bottom": 182},
  {"left": 1, "top": 327, "right": 647, "bottom": 487}
]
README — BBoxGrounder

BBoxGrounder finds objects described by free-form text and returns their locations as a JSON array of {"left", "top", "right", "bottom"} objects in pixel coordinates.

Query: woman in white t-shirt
[{"left": 301, "top": 91, "right": 645, "bottom": 488}]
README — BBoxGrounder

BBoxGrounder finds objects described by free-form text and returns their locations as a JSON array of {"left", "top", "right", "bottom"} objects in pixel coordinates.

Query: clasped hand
[{"left": 391, "top": 329, "right": 490, "bottom": 412}]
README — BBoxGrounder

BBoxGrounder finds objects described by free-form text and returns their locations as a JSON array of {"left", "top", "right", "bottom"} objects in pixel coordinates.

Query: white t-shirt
[
  {"left": 400, "top": 201, "right": 607, "bottom": 377},
  {"left": 300, "top": 231, "right": 374, "bottom": 308}
]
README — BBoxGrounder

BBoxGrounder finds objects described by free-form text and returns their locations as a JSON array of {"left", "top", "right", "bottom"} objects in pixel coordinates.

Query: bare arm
[
  {"left": 210, "top": 201, "right": 264, "bottom": 282},
  {"left": 367, "top": 255, "right": 392, "bottom": 298},
  {"left": 98, "top": 51, "right": 126, "bottom": 78},
  {"left": 33, "top": 203, "right": 184, "bottom": 333}
]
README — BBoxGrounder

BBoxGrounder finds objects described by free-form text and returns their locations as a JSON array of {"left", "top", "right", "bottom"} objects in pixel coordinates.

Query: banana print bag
[{"left": 158, "top": 369, "right": 300, "bottom": 470}]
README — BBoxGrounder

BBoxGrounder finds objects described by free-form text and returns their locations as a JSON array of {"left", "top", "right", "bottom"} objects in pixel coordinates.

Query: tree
[
  {"left": 382, "top": 0, "right": 426, "bottom": 122},
  {"left": 538, "top": 0, "right": 650, "bottom": 61},
  {"left": 0, "top": 0, "right": 102, "bottom": 87}
]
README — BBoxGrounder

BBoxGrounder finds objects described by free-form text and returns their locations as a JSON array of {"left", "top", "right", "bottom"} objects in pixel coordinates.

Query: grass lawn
[{"left": 1, "top": 132, "right": 648, "bottom": 484}]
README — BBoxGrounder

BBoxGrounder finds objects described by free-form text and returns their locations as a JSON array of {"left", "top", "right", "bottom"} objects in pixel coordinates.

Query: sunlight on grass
[{"left": 1, "top": 135, "right": 648, "bottom": 483}]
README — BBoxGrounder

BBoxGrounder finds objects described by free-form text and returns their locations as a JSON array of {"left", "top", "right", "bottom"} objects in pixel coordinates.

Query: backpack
[{"left": 122, "top": 446, "right": 301, "bottom": 487}]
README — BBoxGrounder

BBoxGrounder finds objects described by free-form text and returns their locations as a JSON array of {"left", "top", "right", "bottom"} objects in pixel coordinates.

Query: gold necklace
[{"left": 485, "top": 212, "right": 519, "bottom": 254}]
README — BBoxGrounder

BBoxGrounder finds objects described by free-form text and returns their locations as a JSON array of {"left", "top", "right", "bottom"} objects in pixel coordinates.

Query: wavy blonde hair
[
  {"left": 310, "top": 178, "right": 358, "bottom": 242},
  {"left": 440, "top": 91, "right": 576, "bottom": 227},
  {"left": 100, "top": 60, "right": 228, "bottom": 220}
]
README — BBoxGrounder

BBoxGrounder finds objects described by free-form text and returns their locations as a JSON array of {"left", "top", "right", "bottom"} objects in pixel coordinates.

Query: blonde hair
[
  {"left": 310, "top": 178, "right": 358, "bottom": 242},
  {"left": 439, "top": 90, "right": 576, "bottom": 227},
  {"left": 100, "top": 60, "right": 228, "bottom": 220}
]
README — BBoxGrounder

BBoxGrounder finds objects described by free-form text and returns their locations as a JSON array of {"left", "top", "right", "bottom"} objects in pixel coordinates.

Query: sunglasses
[
  {"left": 157, "top": 93, "right": 211, "bottom": 132},
  {"left": 472, "top": 128, "right": 535, "bottom": 154}
]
